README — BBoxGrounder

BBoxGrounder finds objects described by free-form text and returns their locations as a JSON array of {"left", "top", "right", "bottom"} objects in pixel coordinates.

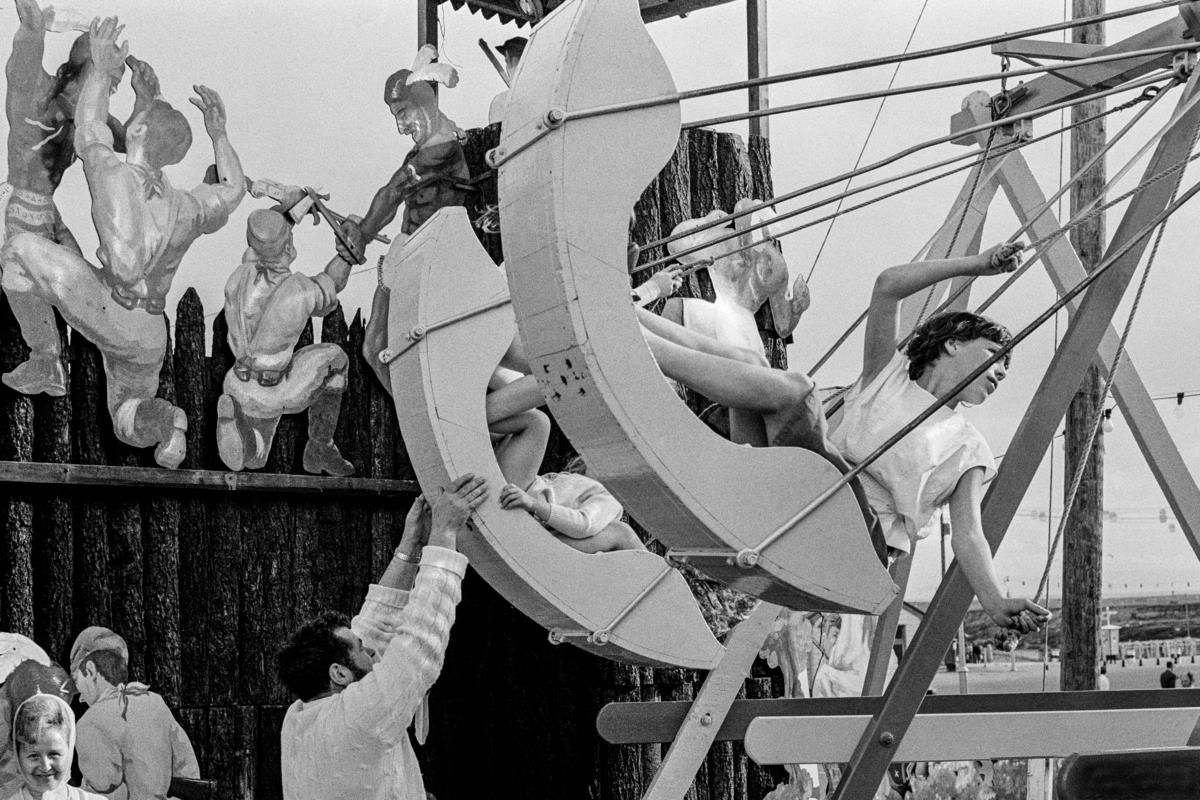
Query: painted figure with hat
[
  {"left": 334, "top": 44, "right": 468, "bottom": 265},
  {"left": 0, "top": 17, "right": 245, "bottom": 468},
  {"left": 69, "top": 627, "right": 199, "bottom": 800},
  {"left": 215, "top": 199, "right": 355, "bottom": 476},
  {"left": 485, "top": 36, "right": 527, "bottom": 126}
]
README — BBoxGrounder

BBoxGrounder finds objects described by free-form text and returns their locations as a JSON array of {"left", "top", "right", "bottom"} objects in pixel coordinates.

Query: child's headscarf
[{"left": 1, "top": 661, "right": 74, "bottom": 800}]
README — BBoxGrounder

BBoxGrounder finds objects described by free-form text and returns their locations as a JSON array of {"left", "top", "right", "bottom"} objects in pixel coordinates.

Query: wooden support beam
[
  {"left": 991, "top": 40, "right": 1104, "bottom": 61},
  {"left": 419, "top": 0, "right": 439, "bottom": 49},
  {"left": 1003, "top": 13, "right": 1197, "bottom": 119},
  {"left": 829, "top": 69, "right": 1200, "bottom": 800},
  {"left": 746, "top": 0, "right": 768, "bottom": 139},
  {"left": 1062, "top": 0, "right": 1106, "bottom": 695},
  {"left": 746, "top": 708, "right": 1200, "bottom": 763},
  {"left": 0, "top": 460, "right": 418, "bottom": 498},
  {"left": 991, "top": 137, "right": 1200, "bottom": 565},
  {"left": 639, "top": 0, "right": 738, "bottom": 23},
  {"left": 597, "top": 688, "right": 1200, "bottom": 744}
]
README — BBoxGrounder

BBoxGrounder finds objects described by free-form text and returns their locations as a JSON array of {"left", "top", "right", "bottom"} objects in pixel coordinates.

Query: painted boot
[{"left": 2, "top": 354, "right": 66, "bottom": 397}]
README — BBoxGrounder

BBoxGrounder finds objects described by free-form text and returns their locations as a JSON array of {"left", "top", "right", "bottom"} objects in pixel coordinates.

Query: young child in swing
[
  {"left": 485, "top": 267, "right": 684, "bottom": 554},
  {"left": 636, "top": 241, "right": 1049, "bottom": 632}
]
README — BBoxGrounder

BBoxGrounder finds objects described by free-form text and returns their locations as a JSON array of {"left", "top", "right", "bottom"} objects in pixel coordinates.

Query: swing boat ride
[{"left": 380, "top": 0, "right": 1200, "bottom": 796}]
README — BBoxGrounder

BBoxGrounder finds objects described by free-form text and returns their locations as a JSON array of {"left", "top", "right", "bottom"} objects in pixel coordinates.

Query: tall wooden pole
[{"left": 1062, "top": 0, "right": 1106, "bottom": 693}]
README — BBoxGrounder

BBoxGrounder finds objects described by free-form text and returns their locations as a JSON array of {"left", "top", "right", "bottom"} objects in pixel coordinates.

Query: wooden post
[
  {"left": 1062, "top": 0, "right": 1106, "bottom": 694},
  {"left": 747, "top": 0, "right": 768, "bottom": 140},
  {"left": 418, "top": 0, "right": 438, "bottom": 49}
]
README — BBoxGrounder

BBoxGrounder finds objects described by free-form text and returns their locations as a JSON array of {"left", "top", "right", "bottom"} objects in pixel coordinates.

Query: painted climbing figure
[{"left": 0, "top": 17, "right": 245, "bottom": 468}]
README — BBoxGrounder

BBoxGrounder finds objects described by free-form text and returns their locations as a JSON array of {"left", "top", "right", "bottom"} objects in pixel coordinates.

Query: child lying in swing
[{"left": 483, "top": 267, "right": 684, "bottom": 554}]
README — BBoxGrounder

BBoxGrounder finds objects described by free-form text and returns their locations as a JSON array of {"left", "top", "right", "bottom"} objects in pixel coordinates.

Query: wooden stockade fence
[{"left": 0, "top": 126, "right": 792, "bottom": 800}]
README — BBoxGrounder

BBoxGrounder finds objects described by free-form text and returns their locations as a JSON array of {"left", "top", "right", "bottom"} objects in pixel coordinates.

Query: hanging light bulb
[
  {"left": 1102, "top": 407, "right": 1114, "bottom": 433},
  {"left": 1176, "top": 392, "right": 1187, "bottom": 419}
]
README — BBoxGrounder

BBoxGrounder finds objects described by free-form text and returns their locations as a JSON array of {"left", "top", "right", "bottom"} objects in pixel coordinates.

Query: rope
[
  {"left": 632, "top": 71, "right": 1169, "bottom": 273},
  {"left": 1033, "top": 122, "right": 1199, "bottom": 606},
  {"left": 681, "top": 42, "right": 1198, "bottom": 131},
  {"left": 806, "top": 0, "right": 930, "bottom": 284},
  {"left": 913, "top": 128, "right": 998, "bottom": 327},
  {"left": 746, "top": 174, "right": 1200, "bottom": 564},
  {"left": 563, "top": 1, "right": 1188, "bottom": 122},
  {"left": 799, "top": 81, "right": 1172, "bottom": 361}
]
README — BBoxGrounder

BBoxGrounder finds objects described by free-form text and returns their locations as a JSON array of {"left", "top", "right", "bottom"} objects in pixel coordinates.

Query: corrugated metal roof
[{"left": 439, "top": 0, "right": 736, "bottom": 28}]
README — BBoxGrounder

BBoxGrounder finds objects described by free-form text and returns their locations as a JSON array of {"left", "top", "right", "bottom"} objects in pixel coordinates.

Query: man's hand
[
  {"left": 126, "top": 55, "right": 160, "bottom": 102},
  {"left": 188, "top": 85, "right": 227, "bottom": 140},
  {"left": 986, "top": 597, "right": 1051, "bottom": 634},
  {"left": 14, "top": 0, "right": 49, "bottom": 30},
  {"left": 977, "top": 241, "right": 1024, "bottom": 275},
  {"left": 427, "top": 474, "right": 488, "bottom": 550},
  {"left": 397, "top": 495, "right": 431, "bottom": 559},
  {"left": 335, "top": 218, "right": 367, "bottom": 265},
  {"left": 88, "top": 17, "right": 128, "bottom": 79}
]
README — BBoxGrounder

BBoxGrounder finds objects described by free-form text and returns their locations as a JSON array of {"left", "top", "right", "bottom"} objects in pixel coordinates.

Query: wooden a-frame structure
[{"left": 593, "top": 6, "right": 1200, "bottom": 798}]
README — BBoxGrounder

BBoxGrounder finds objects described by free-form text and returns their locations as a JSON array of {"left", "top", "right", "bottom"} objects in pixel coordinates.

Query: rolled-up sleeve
[{"left": 338, "top": 546, "right": 467, "bottom": 748}]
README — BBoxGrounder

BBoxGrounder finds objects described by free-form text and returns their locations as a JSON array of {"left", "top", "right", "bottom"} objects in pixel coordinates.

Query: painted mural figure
[
  {"left": 216, "top": 206, "right": 354, "bottom": 476},
  {"left": 336, "top": 45, "right": 468, "bottom": 263},
  {"left": 353, "top": 46, "right": 470, "bottom": 393},
  {"left": 0, "top": 18, "right": 245, "bottom": 468},
  {"left": 69, "top": 627, "right": 200, "bottom": 800},
  {"left": 1, "top": 0, "right": 135, "bottom": 397}
]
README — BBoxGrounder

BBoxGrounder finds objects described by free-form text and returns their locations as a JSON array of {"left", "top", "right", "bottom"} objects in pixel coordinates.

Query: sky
[{"left": 1, "top": 0, "right": 1198, "bottom": 602}]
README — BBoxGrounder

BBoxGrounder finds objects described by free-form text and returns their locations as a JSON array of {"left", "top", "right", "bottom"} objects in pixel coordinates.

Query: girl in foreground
[
  {"left": 639, "top": 242, "right": 1049, "bottom": 632},
  {"left": 7, "top": 693, "right": 102, "bottom": 800}
]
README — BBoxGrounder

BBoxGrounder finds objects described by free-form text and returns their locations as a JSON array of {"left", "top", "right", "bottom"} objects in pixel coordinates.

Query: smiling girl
[{"left": 7, "top": 693, "right": 102, "bottom": 800}]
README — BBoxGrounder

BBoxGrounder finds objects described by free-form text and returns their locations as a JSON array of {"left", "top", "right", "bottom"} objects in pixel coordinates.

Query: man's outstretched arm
[
  {"left": 341, "top": 475, "right": 487, "bottom": 747},
  {"left": 190, "top": 85, "right": 245, "bottom": 220},
  {"left": 7, "top": 0, "right": 50, "bottom": 119}
]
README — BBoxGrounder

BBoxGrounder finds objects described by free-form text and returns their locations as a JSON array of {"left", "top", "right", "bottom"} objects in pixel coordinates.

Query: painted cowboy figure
[{"left": 0, "top": 17, "right": 245, "bottom": 468}]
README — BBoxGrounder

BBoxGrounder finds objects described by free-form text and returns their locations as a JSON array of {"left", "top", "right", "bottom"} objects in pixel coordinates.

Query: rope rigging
[
  {"left": 806, "top": 0, "right": 930, "bottom": 284},
  {"left": 805, "top": 79, "right": 1177, "bottom": 374},
  {"left": 681, "top": 41, "right": 1199, "bottom": 131},
  {"left": 560, "top": 1, "right": 1189, "bottom": 124},
  {"left": 1032, "top": 120, "right": 1199, "bottom": 606},
  {"left": 735, "top": 172, "right": 1200, "bottom": 567},
  {"left": 632, "top": 71, "right": 1171, "bottom": 274}
]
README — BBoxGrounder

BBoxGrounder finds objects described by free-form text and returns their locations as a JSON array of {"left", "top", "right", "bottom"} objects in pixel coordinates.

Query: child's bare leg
[
  {"left": 637, "top": 306, "right": 768, "bottom": 366},
  {"left": 492, "top": 409, "right": 551, "bottom": 488},
  {"left": 641, "top": 324, "right": 810, "bottom": 416},
  {"left": 499, "top": 332, "right": 530, "bottom": 373},
  {"left": 486, "top": 374, "right": 544, "bottom": 425}
]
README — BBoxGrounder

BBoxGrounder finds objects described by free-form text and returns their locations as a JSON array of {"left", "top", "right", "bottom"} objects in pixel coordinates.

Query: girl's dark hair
[{"left": 904, "top": 311, "right": 1012, "bottom": 380}]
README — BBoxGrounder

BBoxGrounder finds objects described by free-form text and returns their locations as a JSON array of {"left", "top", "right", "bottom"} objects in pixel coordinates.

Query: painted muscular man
[
  {"left": 1, "top": 0, "right": 143, "bottom": 396},
  {"left": 216, "top": 208, "right": 353, "bottom": 476},
  {"left": 352, "top": 61, "right": 471, "bottom": 392},
  {"left": 0, "top": 17, "right": 245, "bottom": 468},
  {"left": 335, "top": 63, "right": 470, "bottom": 263}
]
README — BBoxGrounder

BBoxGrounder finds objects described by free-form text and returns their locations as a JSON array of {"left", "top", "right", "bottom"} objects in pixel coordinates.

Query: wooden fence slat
[
  {"left": 69, "top": 330, "right": 111, "bottom": 629},
  {"left": 175, "top": 290, "right": 211, "bottom": 708},
  {"left": 144, "top": 320, "right": 181, "bottom": 703},
  {"left": 0, "top": 295, "right": 35, "bottom": 635},
  {"left": 206, "top": 312, "right": 241, "bottom": 707},
  {"left": 31, "top": 312, "right": 73, "bottom": 661}
]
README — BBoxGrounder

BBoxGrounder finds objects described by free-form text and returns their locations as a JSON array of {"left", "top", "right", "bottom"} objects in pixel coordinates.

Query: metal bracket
[
  {"left": 378, "top": 295, "right": 512, "bottom": 365},
  {"left": 1174, "top": 50, "right": 1198, "bottom": 80},
  {"left": 546, "top": 564, "right": 674, "bottom": 647}
]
